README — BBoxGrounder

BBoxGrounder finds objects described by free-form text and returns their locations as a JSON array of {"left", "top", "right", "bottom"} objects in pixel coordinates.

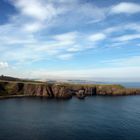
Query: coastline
[
  {"left": 0, "top": 80, "right": 140, "bottom": 99},
  {"left": 0, "top": 95, "right": 32, "bottom": 99}
]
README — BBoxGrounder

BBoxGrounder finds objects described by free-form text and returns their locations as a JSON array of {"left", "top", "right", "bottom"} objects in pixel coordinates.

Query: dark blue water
[
  {"left": 120, "top": 82, "right": 140, "bottom": 88},
  {"left": 0, "top": 96, "right": 140, "bottom": 140},
  {"left": 101, "top": 82, "right": 140, "bottom": 88}
]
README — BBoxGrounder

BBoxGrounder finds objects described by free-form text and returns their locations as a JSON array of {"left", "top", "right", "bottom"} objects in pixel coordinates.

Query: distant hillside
[
  {"left": 0, "top": 75, "right": 20, "bottom": 81},
  {"left": 0, "top": 75, "right": 43, "bottom": 84}
]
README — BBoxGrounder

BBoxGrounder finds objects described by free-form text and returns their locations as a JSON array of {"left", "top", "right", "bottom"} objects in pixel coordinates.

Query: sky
[{"left": 0, "top": 0, "right": 140, "bottom": 82}]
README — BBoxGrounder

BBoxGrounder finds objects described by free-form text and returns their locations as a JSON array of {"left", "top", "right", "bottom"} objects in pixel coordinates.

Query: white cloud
[
  {"left": 2, "top": 47, "right": 42, "bottom": 63},
  {"left": 77, "top": 3, "right": 105, "bottom": 22},
  {"left": 11, "top": 0, "right": 57, "bottom": 21},
  {"left": 10, "top": 0, "right": 106, "bottom": 30},
  {"left": 58, "top": 53, "right": 73, "bottom": 60},
  {"left": 0, "top": 0, "right": 107, "bottom": 64},
  {"left": 22, "top": 22, "right": 44, "bottom": 32},
  {"left": 53, "top": 32, "right": 78, "bottom": 42},
  {"left": 111, "top": 2, "right": 140, "bottom": 14},
  {"left": 102, "top": 56, "right": 140, "bottom": 67},
  {"left": 104, "top": 23, "right": 140, "bottom": 34},
  {"left": 9, "top": 0, "right": 62, "bottom": 33},
  {"left": 125, "top": 23, "right": 140, "bottom": 32},
  {"left": 67, "top": 45, "right": 82, "bottom": 52},
  {"left": 0, "top": 0, "right": 140, "bottom": 81},
  {"left": 88, "top": 33, "right": 106, "bottom": 42},
  {"left": 0, "top": 35, "right": 35, "bottom": 45},
  {"left": 50, "top": 32, "right": 78, "bottom": 48},
  {"left": 114, "top": 34, "right": 140, "bottom": 42},
  {"left": 32, "top": 32, "right": 79, "bottom": 53},
  {"left": 24, "top": 66, "right": 140, "bottom": 82},
  {"left": 0, "top": 62, "right": 9, "bottom": 69},
  {"left": 0, "top": 26, "right": 83, "bottom": 62}
]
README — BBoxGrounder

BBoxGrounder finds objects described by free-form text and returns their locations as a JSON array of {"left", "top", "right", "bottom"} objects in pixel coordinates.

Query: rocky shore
[{"left": 0, "top": 81, "right": 140, "bottom": 99}]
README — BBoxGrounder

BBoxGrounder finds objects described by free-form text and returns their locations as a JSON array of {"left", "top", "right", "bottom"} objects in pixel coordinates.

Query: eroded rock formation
[{"left": 0, "top": 81, "right": 140, "bottom": 99}]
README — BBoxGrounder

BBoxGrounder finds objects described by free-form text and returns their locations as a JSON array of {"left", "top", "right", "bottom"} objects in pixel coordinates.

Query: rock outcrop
[
  {"left": 96, "top": 85, "right": 140, "bottom": 96},
  {"left": 0, "top": 81, "right": 140, "bottom": 99}
]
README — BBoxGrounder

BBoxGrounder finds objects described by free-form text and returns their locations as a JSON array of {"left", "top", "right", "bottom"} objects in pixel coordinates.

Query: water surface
[
  {"left": 120, "top": 82, "right": 140, "bottom": 88},
  {"left": 0, "top": 96, "right": 140, "bottom": 140}
]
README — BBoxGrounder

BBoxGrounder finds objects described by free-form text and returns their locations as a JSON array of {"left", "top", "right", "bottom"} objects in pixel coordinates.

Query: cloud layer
[{"left": 0, "top": 0, "right": 140, "bottom": 81}]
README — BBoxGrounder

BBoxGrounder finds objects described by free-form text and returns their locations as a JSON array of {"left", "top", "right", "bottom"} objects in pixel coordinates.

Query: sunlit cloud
[
  {"left": 88, "top": 33, "right": 106, "bottom": 42},
  {"left": 114, "top": 34, "right": 140, "bottom": 42},
  {"left": 111, "top": 2, "right": 140, "bottom": 14}
]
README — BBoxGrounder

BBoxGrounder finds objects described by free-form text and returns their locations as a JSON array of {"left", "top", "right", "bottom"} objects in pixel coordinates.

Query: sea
[
  {"left": 0, "top": 95, "right": 140, "bottom": 140},
  {"left": 119, "top": 82, "right": 140, "bottom": 88}
]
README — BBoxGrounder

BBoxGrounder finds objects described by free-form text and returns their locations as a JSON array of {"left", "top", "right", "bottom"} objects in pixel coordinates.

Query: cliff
[{"left": 0, "top": 81, "right": 140, "bottom": 99}]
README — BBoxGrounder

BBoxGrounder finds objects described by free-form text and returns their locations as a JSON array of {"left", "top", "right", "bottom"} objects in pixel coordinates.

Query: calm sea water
[
  {"left": 0, "top": 96, "right": 140, "bottom": 140},
  {"left": 120, "top": 82, "right": 140, "bottom": 88}
]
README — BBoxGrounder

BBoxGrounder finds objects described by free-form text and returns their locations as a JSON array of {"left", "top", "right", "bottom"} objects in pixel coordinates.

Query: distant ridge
[
  {"left": 0, "top": 75, "right": 20, "bottom": 81},
  {"left": 0, "top": 75, "right": 43, "bottom": 83}
]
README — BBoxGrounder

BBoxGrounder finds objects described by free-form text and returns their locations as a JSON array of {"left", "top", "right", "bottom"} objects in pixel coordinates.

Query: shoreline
[
  {"left": 0, "top": 91, "right": 140, "bottom": 100},
  {"left": 0, "top": 95, "right": 32, "bottom": 99},
  {"left": 0, "top": 80, "right": 140, "bottom": 99}
]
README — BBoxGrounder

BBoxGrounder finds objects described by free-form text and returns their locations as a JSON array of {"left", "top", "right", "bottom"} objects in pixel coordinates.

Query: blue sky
[{"left": 0, "top": 0, "right": 140, "bottom": 81}]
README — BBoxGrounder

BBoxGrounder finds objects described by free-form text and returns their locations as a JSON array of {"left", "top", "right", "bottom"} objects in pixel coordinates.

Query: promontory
[{"left": 0, "top": 76, "right": 140, "bottom": 99}]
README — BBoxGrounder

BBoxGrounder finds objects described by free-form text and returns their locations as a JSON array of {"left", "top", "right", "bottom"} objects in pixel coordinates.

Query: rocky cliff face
[
  {"left": 0, "top": 81, "right": 140, "bottom": 99},
  {"left": 0, "top": 82, "right": 73, "bottom": 99}
]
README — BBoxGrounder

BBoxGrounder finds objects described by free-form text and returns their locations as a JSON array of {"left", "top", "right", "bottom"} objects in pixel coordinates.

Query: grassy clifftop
[{"left": 0, "top": 79, "right": 139, "bottom": 99}]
